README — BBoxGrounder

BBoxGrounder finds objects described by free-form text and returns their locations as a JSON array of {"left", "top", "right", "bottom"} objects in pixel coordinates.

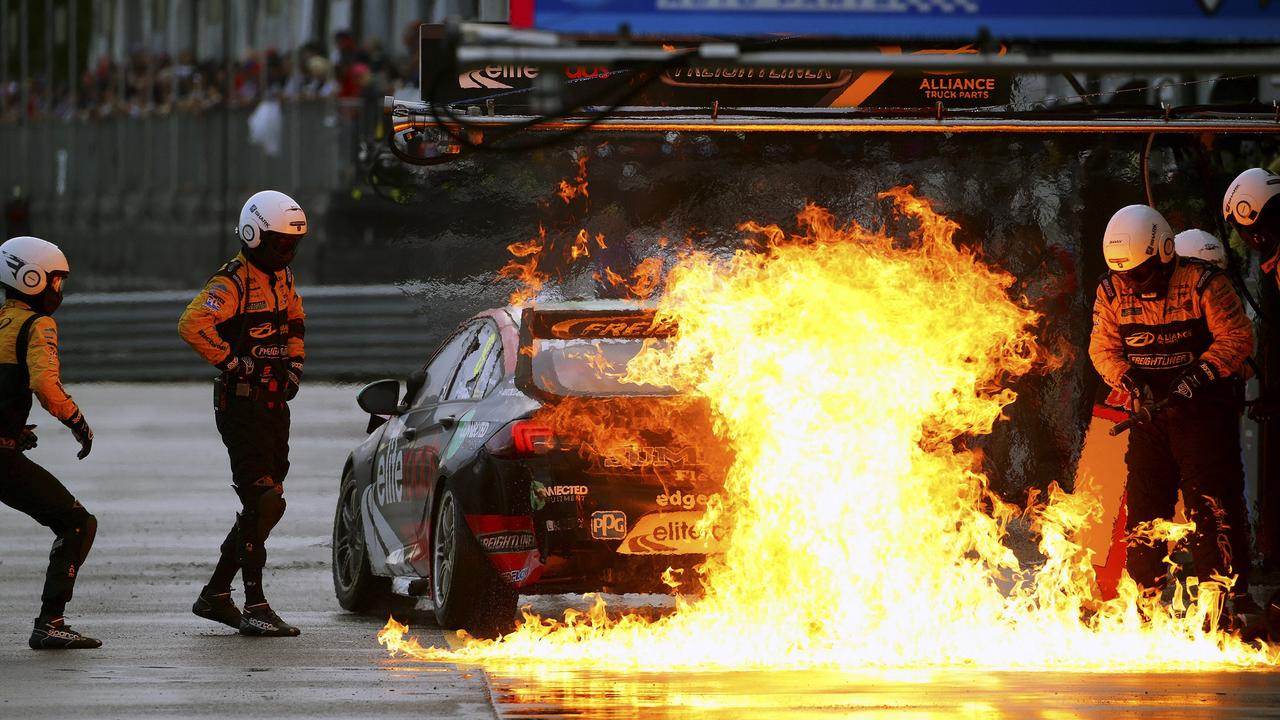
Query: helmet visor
[
  {"left": 255, "top": 230, "right": 303, "bottom": 270},
  {"left": 1120, "top": 257, "right": 1170, "bottom": 296},
  {"left": 263, "top": 230, "right": 303, "bottom": 255},
  {"left": 1237, "top": 224, "right": 1278, "bottom": 254}
]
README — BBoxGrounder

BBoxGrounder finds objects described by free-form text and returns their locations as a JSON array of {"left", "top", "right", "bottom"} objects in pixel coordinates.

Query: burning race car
[{"left": 332, "top": 301, "right": 729, "bottom": 634}]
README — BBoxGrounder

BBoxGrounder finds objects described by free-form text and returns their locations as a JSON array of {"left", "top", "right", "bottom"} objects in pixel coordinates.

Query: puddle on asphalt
[{"left": 480, "top": 666, "right": 1280, "bottom": 719}]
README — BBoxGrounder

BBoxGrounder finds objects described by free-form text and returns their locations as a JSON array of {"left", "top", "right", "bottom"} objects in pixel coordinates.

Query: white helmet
[
  {"left": 1102, "top": 204, "right": 1174, "bottom": 272},
  {"left": 0, "top": 235, "right": 69, "bottom": 295},
  {"left": 237, "top": 190, "right": 306, "bottom": 271},
  {"left": 1174, "top": 229, "right": 1227, "bottom": 269},
  {"left": 1223, "top": 167, "right": 1280, "bottom": 253},
  {"left": 238, "top": 190, "right": 307, "bottom": 247}
]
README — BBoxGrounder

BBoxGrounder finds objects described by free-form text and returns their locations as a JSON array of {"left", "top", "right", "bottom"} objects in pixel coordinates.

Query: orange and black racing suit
[
  {"left": 0, "top": 299, "right": 97, "bottom": 619},
  {"left": 1089, "top": 258, "right": 1255, "bottom": 596},
  {"left": 178, "top": 253, "right": 305, "bottom": 601}
]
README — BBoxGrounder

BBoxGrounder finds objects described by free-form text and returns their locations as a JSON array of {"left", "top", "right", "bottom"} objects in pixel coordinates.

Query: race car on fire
[{"left": 331, "top": 301, "right": 728, "bottom": 634}]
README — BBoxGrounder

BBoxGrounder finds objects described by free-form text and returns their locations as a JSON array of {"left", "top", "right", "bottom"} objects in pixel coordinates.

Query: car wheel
[
  {"left": 332, "top": 466, "right": 379, "bottom": 611},
  {"left": 332, "top": 466, "right": 419, "bottom": 617},
  {"left": 431, "top": 485, "right": 518, "bottom": 637}
]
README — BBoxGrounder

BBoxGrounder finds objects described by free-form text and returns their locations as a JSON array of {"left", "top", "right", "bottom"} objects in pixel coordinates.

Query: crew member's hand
[
  {"left": 63, "top": 411, "right": 93, "bottom": 460},
  {"left": 1169, "top": 360, "right": 1219, "bottom": 403},
  {"left": 1119, "top": 370, "right": 1150, "bottom": 414},
  {"left": 18, "top": 424, "right": 38, "bottom": 451},
  {"left": 1249, "top": 395, "right": 1280, "bottom": 424},
  {"left": 219, "top": 355, "right": 259, "bottom": 378},
  {"left": 285, "top": 358, "right": 303, "bottom": 401}
]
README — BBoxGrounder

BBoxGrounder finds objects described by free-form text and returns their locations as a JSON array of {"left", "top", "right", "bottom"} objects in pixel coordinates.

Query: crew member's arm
[
  {"left": 1088, "top": 284, "right": 1130, "bottom": 389},
  {"left": 26, "top": 316, "right": 79, "bottom": 422},
  {"left": 284, "top": 274, "right": 305, "bottom": 397},
  {"left": 178, "top": 274, "right": 243, "bottom": 372},
  {"left": 27, "top": 316, "right": 93, "bottom": 459},
  {"left": 1198, "top": 273, "right": 1254, "bottom": 377}
]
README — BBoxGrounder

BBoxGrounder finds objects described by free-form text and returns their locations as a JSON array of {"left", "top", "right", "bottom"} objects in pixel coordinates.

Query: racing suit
[
  {"left": 0, "top": 299, "right": 97, "bottom": 619},
  {"left": 178, "top": 253, "right": 305, "bottom": 603},
  {"left": 1089, "top": 258, "right": 1255, "bottom": 597}
]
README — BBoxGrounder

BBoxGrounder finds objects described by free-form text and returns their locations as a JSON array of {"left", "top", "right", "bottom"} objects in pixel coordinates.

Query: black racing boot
[
  {"left": 239, "top": 603, "right": 300, "bottom": 637},
  {"left": 193, "top": 587, "right": 243, "bottom": 629},
  {"left": 29, "top": 617, "right": 102, "bottom": 650}
]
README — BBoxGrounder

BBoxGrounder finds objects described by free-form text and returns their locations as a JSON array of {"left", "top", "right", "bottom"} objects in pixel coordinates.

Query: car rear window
[
  {"left": 531, "top": 337, "right": 674, "bottom": 396},
  {"left": 521, "top": 308, "right": 677, "bottom": 398}
]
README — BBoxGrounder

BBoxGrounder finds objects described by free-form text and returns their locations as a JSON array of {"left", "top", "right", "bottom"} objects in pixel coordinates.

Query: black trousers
[
  {"left": 1124, "top": 395, "right": 1252, "bottom": 596},
  {"left": 0, "top": 449, "right": 96, "bottom": 617},
  {"left": 214, "top": 397, "right": 290, "bottom": 578}
]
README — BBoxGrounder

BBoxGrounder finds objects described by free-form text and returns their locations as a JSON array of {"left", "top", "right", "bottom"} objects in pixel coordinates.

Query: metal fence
[
  {"left": 0, "top": 99, "right": 384, "bottom": 290},
  {"left": 1, "top": 100, "right": 354, "bottom": 201},
  {"left": 55, "top": 284, "right": 483, "bottom": 383}
]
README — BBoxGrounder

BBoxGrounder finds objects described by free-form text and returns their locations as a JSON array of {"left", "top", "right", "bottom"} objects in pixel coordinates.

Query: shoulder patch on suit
[
  {"left": 1195, "top": 265, "right": 1220, "bottom": 295},
  {"left": 1099, "top": 274, "right": 1117, "bottom": 302},
  {"left": 211, "top": 259, "right": 246, "bottom": 295}
]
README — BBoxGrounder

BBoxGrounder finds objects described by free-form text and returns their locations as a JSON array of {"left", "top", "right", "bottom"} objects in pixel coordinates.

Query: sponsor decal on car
[
  {"left": 655, "top": 490, "right": 716, "bottom": 510},
  {"left": 530, "top": 480, "right": 587, "bottom": 511},
  {"left": 590, "top": 510, "right": 627, "bottom": 540},
  {"left": 616, "top": 511, "right": 727, "bottom": 555},
  {"left": 477, "top": 530, "right": 537, "bottom": 554},
  {"left": 602, "top": 446, "right": 698, "bottom": 468}
]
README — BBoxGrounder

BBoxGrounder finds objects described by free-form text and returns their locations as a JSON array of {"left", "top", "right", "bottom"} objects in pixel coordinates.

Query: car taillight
[
  {"left": 512, "top": 420, "right": 556, "bottom": 455},
  {"left": 487, "top": 420, "right": 557, "bottom": 457}
]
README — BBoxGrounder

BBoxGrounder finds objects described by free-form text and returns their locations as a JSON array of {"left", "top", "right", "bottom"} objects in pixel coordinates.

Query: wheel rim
[
  {"left": 434, "top": 492, "right": 457, "bottom": 604},
  {"left": 334, "top": 479, "right": 363, "bottom": 591}
]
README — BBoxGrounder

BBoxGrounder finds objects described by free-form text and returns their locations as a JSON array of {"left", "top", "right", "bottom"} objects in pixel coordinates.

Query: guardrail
[{"left": 55, "top": 284, "right": 491, "bottom": 383}]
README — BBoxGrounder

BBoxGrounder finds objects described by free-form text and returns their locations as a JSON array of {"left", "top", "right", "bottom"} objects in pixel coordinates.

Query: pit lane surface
[{"left": 1, "top": 384, "right": 1278, "bottom": 719}]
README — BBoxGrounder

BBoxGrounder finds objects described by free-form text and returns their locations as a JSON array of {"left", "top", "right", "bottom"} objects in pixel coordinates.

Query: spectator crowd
[{"left": 0, "top": 25, "right": 423, "bottom": 123}]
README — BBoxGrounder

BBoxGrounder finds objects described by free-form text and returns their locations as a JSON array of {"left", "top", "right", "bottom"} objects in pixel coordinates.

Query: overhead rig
[{"left": 383, "top": 19, "right": 1280, "bottom": 161}]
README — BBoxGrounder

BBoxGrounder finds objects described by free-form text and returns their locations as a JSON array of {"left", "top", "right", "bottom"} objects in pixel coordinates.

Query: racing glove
[
  {"left": 218, "top": 354, "right": 259, "bottom": 378},
  {"left": 1169, "top": 360, "right": 1218, "bottom": 403},
  {"left": 17, "top": 424, "right": 37, "bottom": 451},
  {"left": 1118, "top": 370, "right": 1151, "bottom": 414},
  {"left": 1249, "top": 395, "right": 1280, "bottom": 424},
  {"left": 62, "top": 411, "right": 93, "bottom": 460},
  {"left": 285, "top": 357, "right": 303, "bottom": 401}
]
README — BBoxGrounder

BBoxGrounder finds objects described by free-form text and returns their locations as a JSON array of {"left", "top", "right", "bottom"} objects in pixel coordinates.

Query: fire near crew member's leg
[{"left": 1123, "top": 416, "right": 1181, "bottom": 593}]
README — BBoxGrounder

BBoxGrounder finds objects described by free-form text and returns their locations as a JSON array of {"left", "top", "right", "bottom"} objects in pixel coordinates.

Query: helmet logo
[
  {"left": 249, "top": 204, "right": 271, "bottom": 228},
  {"left": 20, "top": 269, "right": 41, "bottom": 289},
  {"left": 241, "top": 224, "right": 256, "bottom": 242},
  {"left": 3, "top": 252, "right": 22, "bottom": 275},
  {"left": 1236, "top": 199, "right": 1257, "bottom": 222},
  {"left": 1162, "top": 237, "right": 1174, "bottom": 256}
]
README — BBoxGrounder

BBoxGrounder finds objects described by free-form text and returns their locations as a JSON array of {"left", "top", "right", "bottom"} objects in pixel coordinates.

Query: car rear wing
[{"left": 515, "top": 305, "right": 677, "bottom": 402}]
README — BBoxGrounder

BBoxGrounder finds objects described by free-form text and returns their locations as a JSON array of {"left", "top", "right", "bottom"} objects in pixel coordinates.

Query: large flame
[{"left": 383, "top": 185, "right": 1277, "bottom": 671}]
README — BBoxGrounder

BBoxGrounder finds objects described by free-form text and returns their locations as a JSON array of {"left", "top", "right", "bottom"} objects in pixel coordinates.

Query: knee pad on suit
[
  {"left": 236, "top": 485, "right": 286, "bottom": 569},
  {"left": 49, "top": 505, "right": 96, "bottom": 566}
]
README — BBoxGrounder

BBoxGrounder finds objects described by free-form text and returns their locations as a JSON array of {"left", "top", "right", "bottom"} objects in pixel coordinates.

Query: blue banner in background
[{"left": 526, "top": 0, "right": 1280, "bottom": 41}]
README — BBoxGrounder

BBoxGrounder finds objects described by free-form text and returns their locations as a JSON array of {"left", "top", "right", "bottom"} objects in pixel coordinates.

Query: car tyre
[
  {"left": 431, "top": 485, "right": 518, "bottom": 638},
  {"left": 332, "top": 466, "right": 419, "bottom": 617}
]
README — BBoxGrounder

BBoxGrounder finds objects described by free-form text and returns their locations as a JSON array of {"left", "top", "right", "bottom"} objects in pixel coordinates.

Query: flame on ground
[{"left": 384, "top": 186, "right": 1278, "bottom": 671}]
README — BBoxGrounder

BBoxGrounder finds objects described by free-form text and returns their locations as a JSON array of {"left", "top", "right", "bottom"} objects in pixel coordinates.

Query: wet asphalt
[
  {"left": 0, "top": 383, "right": 487, "bottom": 719},
  {"left": 2, "top": 383, "right": 1279, "bottom": 719}
]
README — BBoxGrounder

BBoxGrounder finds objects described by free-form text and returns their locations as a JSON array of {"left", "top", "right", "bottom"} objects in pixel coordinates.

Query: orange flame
[
  {"left": 557, "top": 155, "right": 590, "bottom": 205},
  {"left": 387, "top": 186, "right": 1279, "bottom": 671},
  {"left": 595, "top": 257, "right": 665, "bottom": 300}
]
